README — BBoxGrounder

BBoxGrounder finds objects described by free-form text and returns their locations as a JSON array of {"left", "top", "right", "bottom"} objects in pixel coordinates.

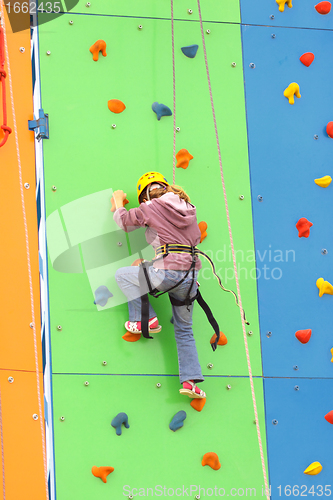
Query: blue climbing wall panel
[
  {"left": 241, "top": 0, "right": 333, "bottom": 495},
  {"left": 242, "top": 22, "right": 333, "bottom": 378},
  {"left": 264, "top": 378, "right": 333, "bottom": 495}
]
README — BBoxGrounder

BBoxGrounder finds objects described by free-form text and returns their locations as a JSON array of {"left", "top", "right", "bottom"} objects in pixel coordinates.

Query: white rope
[{"left": 0, "top": 5, "right": 49, "bottom": 498}]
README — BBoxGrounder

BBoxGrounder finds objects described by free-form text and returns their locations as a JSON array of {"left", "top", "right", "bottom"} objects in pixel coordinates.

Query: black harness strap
[
  {"left": 138, "top": 245, "right": 196, "bottom": 339},
  {"left": 168, "top": 290, "right": 220, "bottom": 351},
  {"left": 195, "top": 291, "right": 220, "bottom": 351},
  {"left": 138, "top": 263, "right": 153, "bottom": 339}
]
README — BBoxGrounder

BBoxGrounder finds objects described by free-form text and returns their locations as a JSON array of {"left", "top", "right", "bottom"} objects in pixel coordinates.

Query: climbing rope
[
  {"left": 0, "top": 5, "right": 49, "bottom": 499},
  {"left": 169, "top": 2, "right": 270, "bottom": 496},
  {"left": 195, "top": 2, "right": 270, "bottom": 497},
  {"left": 0, "top": 19, "right": 12, "bottom": 148}
]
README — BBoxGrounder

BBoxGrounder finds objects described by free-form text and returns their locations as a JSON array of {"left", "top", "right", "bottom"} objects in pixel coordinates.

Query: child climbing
[{"left": 112, "top": 171, "right": 206, "bottom": 399}]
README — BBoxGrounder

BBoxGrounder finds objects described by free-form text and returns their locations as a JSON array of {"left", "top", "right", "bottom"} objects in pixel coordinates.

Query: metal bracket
[{"left": 28, "top": 108, "right": 49, "bottom": 141}]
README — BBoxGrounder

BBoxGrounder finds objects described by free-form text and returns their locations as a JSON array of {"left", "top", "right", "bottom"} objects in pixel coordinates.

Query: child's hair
[{"left": 139, "top": 184, "right": 191, "bottom": 204}]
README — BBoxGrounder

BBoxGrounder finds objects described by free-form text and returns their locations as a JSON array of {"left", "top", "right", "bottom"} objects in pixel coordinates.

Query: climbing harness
[
  {"left": 0, "top": 23, "right": 12, "bottom": 148},
  {"left": 138, "top": 244, "right": 249, "bottom": 351}
]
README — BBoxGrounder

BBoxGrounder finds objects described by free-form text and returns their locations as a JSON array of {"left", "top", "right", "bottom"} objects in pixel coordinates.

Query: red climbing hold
[
  {"left": 324, "top": 410, "right": 333, "bottom": 424},
  {"left": 296, "top": 218, "right": 313, "bottom": 238},
  {"left": 326, "top": 122, "right": 333, "bottom": 138},
  {"left": 295, "top": 329, "right": 312, "bottom": 344},
  {"left": 315, "top": 1, "right": 331, "bottom": 14},
  {"left": 0, "top": 27, "right": 12, "bottom": 148},
  {"left": 300, "top": 53, "right": 315, "bottom": 67}
]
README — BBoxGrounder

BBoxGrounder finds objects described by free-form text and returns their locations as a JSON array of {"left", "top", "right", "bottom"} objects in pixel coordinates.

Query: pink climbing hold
[
  {"left": 324, "top": 410, "right": 333, "bottom": 424},
  {"left": 315, "top": 1, "right": 331, "bottom": 14},
  {"left": 295, "top": 329, "right": 312, "bottom": 344},
  {"left": 296, "top": 218, "right": 313, "bottom": 238},
  {"left": 300, "top": 53, "right": 315, "bottom": 67},
  {"left": 326, "top": 122, "right": 333, "bottom": 138}
]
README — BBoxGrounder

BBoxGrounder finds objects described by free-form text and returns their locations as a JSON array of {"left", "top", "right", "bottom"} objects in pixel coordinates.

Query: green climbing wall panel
[
  {"left": 38, "top": 4, "right": 268, "bottom": 496},
  {"left": 53, "top": 375, "right": 267, "bottom": 499}
]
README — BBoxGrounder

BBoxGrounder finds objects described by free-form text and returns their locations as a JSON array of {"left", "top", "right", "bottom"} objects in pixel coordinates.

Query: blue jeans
[{"left": 114, "top": 266, "right": 204, "bottom": 384}]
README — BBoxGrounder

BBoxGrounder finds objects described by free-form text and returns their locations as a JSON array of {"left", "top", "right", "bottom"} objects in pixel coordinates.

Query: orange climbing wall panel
[{"left": 0, "top": 8, "right": 47, "bottom": 500}]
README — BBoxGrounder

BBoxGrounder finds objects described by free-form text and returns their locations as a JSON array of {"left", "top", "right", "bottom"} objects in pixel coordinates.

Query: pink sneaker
[
  {"left": 124, "top": 316, "right": 162, "bottom": 334},
  {"left": 179, "top": 380, "right": 206, "bottom": 399}
]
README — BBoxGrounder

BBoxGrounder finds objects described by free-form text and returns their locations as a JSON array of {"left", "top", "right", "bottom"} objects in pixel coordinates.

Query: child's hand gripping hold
[{"left": 110, "top": 190, "right": 129, "bottom": 212}]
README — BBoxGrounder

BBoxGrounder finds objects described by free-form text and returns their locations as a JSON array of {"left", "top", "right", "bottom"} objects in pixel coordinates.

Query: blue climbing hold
[
  {"left": 94, "top": 286, "right": 113, "bottom": 307},
  {"left": 111, "top": 412, "right": 130, "bottom": 436},
  {"left": 169, "top": 411, "right": 187, "bottom": 432},
  {"left": 152, "top": 102, "right": 172, "bottom": 121},
  {"left": 181, "top": 44, "right": 199, "bottom": 58}
]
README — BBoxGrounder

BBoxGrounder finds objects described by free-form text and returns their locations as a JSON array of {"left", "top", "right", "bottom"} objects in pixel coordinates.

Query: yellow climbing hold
[
  {"left": 284, "top": 83, "right": 301, "bottom": 104},
  {"left": 331, "top": 348, "right": 333, "bottom": 362},
  {"left": 314, "top": 175, "right": 332, "bottom": 188},
  {"left": 316, "top": 278, "right": 333, "bottom": 297},
  {"left": 276, "top": 0, "right": 292, "bottom": 12},
  {"left": 304, "top": 462, "right": 323, "bottom": 475}
]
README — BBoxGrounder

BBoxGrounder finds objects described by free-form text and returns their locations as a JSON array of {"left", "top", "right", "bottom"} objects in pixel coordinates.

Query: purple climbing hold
[
  {"left": 111, "top": 412, "right": 130, "bottom": 436},
  {"left": 94, "top": 286, "right": 113, "bottom": 307},
  {"left": 181, "top": 44, "right": 199, "bottom": 58},
  {"left": 152, "top": 102, "right": 172, "bottom": 121}
]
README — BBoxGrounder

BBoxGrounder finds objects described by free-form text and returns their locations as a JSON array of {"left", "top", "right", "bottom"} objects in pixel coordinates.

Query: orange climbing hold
[
  {"left": 331, "top": 347, "right": 333, "bottom": 362},
  {"left": 300, "top": 52, "right": 315, "bottom": 67},
  {"left": 110, "top": 196, "right": 129, "bottom": 212},
  {"left": 326, "top": 122, "right": 333, "bottom": 138},
  {"left": 198, "top": 221, "right": 208, "bottom": 243},
  {"left": 324, "top": 410, "right": 333, "bottom": 424},
  {"left": 210, "top": 332, "right": 228, "bottom": 346},
  {"left": 132, "top": 258, "right": 144, "bottom": 266},
  {"left": 202, "top": 452, "right": 221, "bottom": 470},
  {"left": 191, "top": 398, "right": 206, "bottom": 412},
  {"left": 176, "top": 149, "right": 193, "bottom": 169},
  {"left": 296, "top": 218, "right": 313, "bottom": 238},
  {"left": 108, "top": 99, "right": 126, "bottom": 114},
  {"left": 315, "top": 1, "right": 331, "bottom": 14},
  {"left": 122, "top": 332, "right": 141, "bottom": 342},
  {"left": 91, "top": 466, "right": 114, "bottom": 483},
  {"left": 89, "top": 40, "right": 107, "bottom": 61},
  {"left": 295, "top": 329, "right": 312, "bottom": 344}
]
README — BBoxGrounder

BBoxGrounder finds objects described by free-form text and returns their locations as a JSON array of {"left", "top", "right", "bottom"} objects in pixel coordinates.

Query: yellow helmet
[{"left": 137, "top": 171, "right": 169, "bottom": 203}]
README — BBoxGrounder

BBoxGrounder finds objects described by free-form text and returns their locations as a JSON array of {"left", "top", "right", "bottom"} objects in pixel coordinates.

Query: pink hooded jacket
[{"left": 113, "top": 192, "right": 202, "bottom": 270}]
